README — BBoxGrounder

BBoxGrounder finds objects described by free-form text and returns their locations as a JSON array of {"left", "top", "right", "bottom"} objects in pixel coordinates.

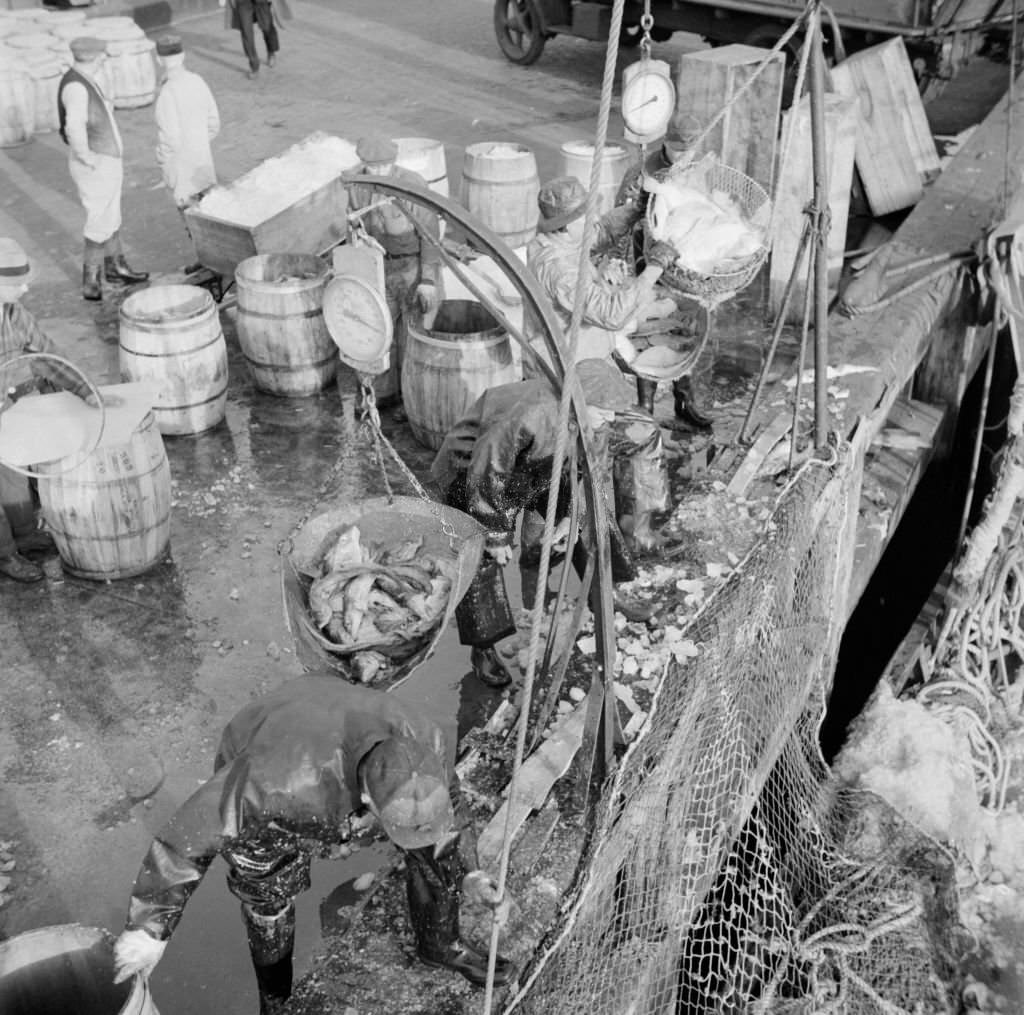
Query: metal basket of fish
[
  {"left": 281, "top": 496, "right": 485, "bottom": 689},
  {"left": 643, "top": 157, "right": 771, "bottom": 307}
]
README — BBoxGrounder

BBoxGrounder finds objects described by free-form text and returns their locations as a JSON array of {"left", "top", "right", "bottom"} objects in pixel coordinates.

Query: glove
[
  {"left": 112, "top": 928, "right": 167, "bottom": 983},
  {"left": 415, "top": 282, "right": 440, "bottom": 315},
  {"left": 486, "top": 544, "right": 513, "bottom": 567},
  {"left": 462, "top": 870, "right": 510, "bottom": 928},
  {"left": 646, "top": 240, "right": 679, "bottom": 272}
]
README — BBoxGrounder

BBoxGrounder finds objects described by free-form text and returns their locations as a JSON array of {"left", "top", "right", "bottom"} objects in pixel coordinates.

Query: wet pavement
[{"left": 0, "top": 0, "right": 1012, "bottom": 1009}]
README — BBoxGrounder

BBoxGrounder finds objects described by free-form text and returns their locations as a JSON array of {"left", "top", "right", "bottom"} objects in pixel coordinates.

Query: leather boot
[
  {"left": 471, "top": 644, "right": 515, "bottom": 688},
  {"left": 672, "top": 376, "right": 713, "bottom": 429},
  {"left": 82, "top": 263, "right": 102, "bottom": 301},
  {"left": 405, "top": 845, "right": 514, "bottom": 987},
  {"left": 104, "top": 254, "right": 149, "bottom": 285},
  {"left": 0, "top": 552, "right": 44, "bottom": 583},
  {"left": 636, "top": 377, "right": 658, "bottom": 415}
]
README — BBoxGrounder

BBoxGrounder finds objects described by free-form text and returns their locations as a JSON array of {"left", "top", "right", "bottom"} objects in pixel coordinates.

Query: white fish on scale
[{"left": 646, "top": 176, "right": 764, "bottom": 275}]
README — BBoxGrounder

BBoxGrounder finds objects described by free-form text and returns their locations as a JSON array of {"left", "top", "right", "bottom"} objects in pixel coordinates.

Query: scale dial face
[
  {"left": 621, "top": 63, "right": 676, "bottom": 138},
  {"left": 322, "top": 274, "right": 393, "bottom": 374}
]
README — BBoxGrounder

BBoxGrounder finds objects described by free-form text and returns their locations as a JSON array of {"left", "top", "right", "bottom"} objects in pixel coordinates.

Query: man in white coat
[
  {"left": 58, "top": 36, "right": 149, "bottom": 301},
  {"left": 154, "top": 35, "right": 220, "bottom": 214}
]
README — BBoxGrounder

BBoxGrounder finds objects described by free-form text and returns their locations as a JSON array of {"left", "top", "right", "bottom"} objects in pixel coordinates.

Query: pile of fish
[
  {"left": 306, "top": 524, "right": 451, "bottom": 679},
  {"left": 646, "top": 157, "right": 766, "bottom": 276}
]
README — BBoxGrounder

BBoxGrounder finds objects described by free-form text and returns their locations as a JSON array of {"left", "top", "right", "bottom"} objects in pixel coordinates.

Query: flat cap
[
  {"left": 69, "top": 36, "right": 107, "bottom": 61},
  {"left": 536, "top": 175, "right": 587, "bottom": 233},
  {"left": 356, "top": 135, "right": 398, "bottom": 166},
  {"left": 155, "top": 33, "right": 183, "bottom": 56}
]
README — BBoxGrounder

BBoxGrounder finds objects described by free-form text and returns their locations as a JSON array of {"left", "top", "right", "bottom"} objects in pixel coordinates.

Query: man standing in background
[
  {"left": 222, "top": 0, "right": 291, "bottom": 79},
  {"left": 154, "top": 35, "right": 220, "bottom": 215},
  {"left": 58, "top": 36, "right": 149, "bottom": 301}
]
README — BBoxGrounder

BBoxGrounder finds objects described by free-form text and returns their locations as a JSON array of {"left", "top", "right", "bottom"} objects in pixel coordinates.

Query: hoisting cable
[{"left": 482, "top": 0, "right": 629, "bottom": 1007}]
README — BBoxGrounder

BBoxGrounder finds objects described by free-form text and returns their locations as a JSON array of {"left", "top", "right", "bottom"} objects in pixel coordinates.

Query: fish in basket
[
  {"left": 281, "top": 495, "right": 484, "bottom": 689},
  {"left": 643, "top": 153, "right": 772, "bottom": 307}
]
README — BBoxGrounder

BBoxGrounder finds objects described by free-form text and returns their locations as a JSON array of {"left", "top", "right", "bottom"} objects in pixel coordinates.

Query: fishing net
[{"left": 508, "top": 444, "right": 956, "bottom": 1015}]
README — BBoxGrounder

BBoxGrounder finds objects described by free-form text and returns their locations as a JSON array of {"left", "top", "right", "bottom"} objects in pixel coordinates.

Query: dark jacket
[
  {"left": 57, "top": 68, "right": 120, "bottom": 158},
  {"left": 125, "top": 677, "right": 456, "bottom": 940},
  {"left": 430, "top": 359, "right": 635, "bottom": 547}
]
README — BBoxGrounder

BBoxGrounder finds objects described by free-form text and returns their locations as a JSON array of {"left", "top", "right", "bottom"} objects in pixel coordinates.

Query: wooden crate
[
  {"left": 674, "top": 44, "right": 785, "bottom": 194},
  {"left": 769, "top": 92, "right": 859, "bottom": 323},
  {"left": 184, "top": 175, "right": 349, "bottom": 277},
  {"left": 831, "top": 38, "right": 936, "bottom": 216}
]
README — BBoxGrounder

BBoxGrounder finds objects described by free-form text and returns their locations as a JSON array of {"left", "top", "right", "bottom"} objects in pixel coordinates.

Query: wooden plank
[
  {"left": 476, "top": 702, "right": 586, "bottom": 873},
  {"left": 673, "top": 44, "right": 785, "bottom": 194},
  {"left": 725, "top": 411, "right": 792, "bottom": 497},
  {"left": 831, "top": 44, "right": 923, "bottom": 216},
  {"left": 770, "top": 91, "right": 859, "bottom": 323},
  {"left": 876, "top": 37, "right": 942, "bottom": 179}
]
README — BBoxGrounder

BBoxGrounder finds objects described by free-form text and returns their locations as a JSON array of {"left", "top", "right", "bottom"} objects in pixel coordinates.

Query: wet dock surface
[{"left": 0, "top": 0, "right": 1014, "bottom": 1009}]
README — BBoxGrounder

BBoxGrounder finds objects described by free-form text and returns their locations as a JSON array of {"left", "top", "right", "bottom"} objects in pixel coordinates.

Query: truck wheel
[{"left": 495, "top": 0, "right": 547, "bottom": 65}]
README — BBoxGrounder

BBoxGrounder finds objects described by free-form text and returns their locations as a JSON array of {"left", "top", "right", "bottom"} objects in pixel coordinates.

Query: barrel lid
[{"left": 323, "top": 274, "right": 393, "bottom": 375}]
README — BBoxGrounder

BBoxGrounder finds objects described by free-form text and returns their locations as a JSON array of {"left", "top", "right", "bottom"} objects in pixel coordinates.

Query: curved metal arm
[{"left": 341, "top": 172, "right": 619, "bottom": 761}]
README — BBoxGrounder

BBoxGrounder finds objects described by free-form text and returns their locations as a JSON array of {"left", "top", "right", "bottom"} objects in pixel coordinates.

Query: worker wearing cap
[
  {"left": 0, "top": 238, "right": 92, "bottom": 583},
  {"left": 432, "top": 359, "right": 669, "bottom": 687},
  {"left": 112, "top": 677, "right": 512, "bottom": 1013},
  {"left": 346, "top": 136, "right": 442, "bottom": 408},
  {"left": 58, "top": 37, "right": 149, "bottom": 301},
  {"left": 604, "top": 112, "right": 716, "bottom": 430},
  {"left": 154, "top": 35, "right": 220, "bottom": 220},
  {"left": 525, "top": 175, "right": 678, "bottom": 380}
]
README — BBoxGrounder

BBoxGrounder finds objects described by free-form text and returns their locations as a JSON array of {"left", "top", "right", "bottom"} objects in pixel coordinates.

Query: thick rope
[{"left": 483, "top": 0, "right": 627, "bottom": 1008}]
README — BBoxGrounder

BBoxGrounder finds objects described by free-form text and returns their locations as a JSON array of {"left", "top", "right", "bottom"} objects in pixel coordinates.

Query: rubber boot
[
  {"left": 672, "top": 375, "right": 713, "bottom": 430},
  {"left": 103, "top": 232, "right": 149, "bottom": 284},
  {"left": 636, "top": 377, "right": 658, "bottom": 415},
  {"left": 242, "top": 902, "right": 295, "bottom": 1015},
  {"left": 82, "top": 238, "right": 104, "bottom": 301},
  {"left": 470, "top": 644, "right": 515, "bottom": 688},
  {"left": 405, "top": 845, "right": 513, "bottom": 987},
  {"left": 0, "top": 552, "right": 44, "bottom": 583}
]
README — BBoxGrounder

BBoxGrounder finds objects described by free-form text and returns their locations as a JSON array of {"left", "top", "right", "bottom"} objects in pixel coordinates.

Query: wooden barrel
[
  {"left": 25, "top": 57, "right": 61, "bottom": 133},
  {"left": 395, "top": 137, "right": 449, "bottom": 197},
  {"left": 235, "top": 253, "right": 337, "bottom": 397},
  {"left": 5, "top": 31, "right": 57, "bottom": 52},
  {"left": 558, "top": 139, "right": 633, "bottom": 216},
  {"left": 119, "top": 285, "right": 229, "bottom": 436},
  {"left": 0, "top": 66, "right": 34, "bottom": 148},
  {"left": 402, "top": 299, "right": 518, "bottom": 450},
  {"left": 36, "top": 411, "right": 172, "bottom": 581},
  {"left": 461, "top": 142, "right": 540, "bottom": 249},
  {"left": 0, "top": 924, "right": 157, "bottom": 1015},
  {"left": 103, "top": 36, "right": 156, "bottom": 109}
]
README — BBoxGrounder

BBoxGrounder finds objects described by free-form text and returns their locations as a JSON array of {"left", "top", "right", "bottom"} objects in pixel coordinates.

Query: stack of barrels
[{"left": 0, "top": 11, "right": 156, "bottom": 149}]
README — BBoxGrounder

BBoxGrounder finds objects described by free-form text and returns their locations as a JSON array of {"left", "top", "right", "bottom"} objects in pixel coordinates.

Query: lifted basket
[
  {"left": 644, "top": 159, "right": 771, "bottom": 307},
  {"left": 281, "top": 496, "right": 485, "bottom": 690}
]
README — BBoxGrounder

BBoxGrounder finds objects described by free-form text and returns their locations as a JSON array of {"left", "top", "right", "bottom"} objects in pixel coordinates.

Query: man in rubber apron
[
  {"left": 431, "top": 359, "right": 671, "bottom": 687},
  {"left": 346, "top": 136, "right": 442, "bottom": 409},
  {"left": 112, "top": 677, "right": 512, "bottom": 1014}
]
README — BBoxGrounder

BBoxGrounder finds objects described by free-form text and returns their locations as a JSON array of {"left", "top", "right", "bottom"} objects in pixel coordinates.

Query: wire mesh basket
[
  {"left": 281, "top": 496, "right": 484, "bottom": 690},
  {"left": 644, "top": 158, "right": 772, "bottom": 307}
]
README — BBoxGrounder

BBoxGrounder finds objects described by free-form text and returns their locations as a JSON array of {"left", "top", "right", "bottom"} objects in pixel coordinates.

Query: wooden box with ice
[
  {"left": 184, "top": 133, "right": 362, "bottom": 276},
  {"left": 281, "top": 496, "right": 485, "bottom": 689}
]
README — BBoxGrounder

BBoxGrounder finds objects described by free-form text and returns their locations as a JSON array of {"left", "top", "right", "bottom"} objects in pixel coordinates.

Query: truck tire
[{"left": 494, "top": 0, "right": 548, "bottom": 65}]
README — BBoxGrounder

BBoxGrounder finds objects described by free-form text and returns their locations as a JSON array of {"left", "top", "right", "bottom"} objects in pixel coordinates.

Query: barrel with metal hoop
[
  {"left": 0, "top": 923, "right": 158, "bottom": 1015},
  {"left": 644, "top": 158, "right": 771, "bottom": 307},
  {"left": 234, "top": 253, "right": 337, "bottom": 396},
  {"left": 281, "top": 495, "right": 484, "bottom": 689}
]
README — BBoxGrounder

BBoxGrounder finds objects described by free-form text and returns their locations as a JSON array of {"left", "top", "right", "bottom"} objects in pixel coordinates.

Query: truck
[{"left": 493, "top": 0, "right": 1018, "bottom": 97}]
